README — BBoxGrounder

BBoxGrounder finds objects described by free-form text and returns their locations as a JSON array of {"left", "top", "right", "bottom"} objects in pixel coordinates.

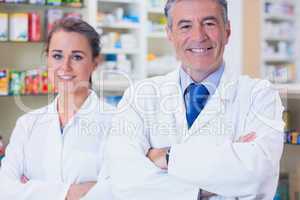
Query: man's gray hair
[{"left": 164, "top": 0, "right": 228, "bottom": 29}]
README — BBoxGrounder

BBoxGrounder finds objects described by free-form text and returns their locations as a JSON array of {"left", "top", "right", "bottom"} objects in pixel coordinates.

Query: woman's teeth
[{"left": 59, "top": 75, "right": 75, "bottom": 80}]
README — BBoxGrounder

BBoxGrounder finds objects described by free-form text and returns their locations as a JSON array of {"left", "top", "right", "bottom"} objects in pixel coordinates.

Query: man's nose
[{"left": 191, "top": 26, "right": 208, "bottom": 41}]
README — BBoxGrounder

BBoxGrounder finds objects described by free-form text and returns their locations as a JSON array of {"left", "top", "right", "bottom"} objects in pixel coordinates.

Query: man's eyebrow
[
  {"left": 177, "top": 19, "right": 192, "bottom": 27},
  {"left": 202, "top": 16, "right": 218, "bottom": 22}
]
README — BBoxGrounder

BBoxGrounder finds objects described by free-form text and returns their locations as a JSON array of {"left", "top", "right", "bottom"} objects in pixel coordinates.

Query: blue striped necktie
[{"left": 186, "top": 83, "right": 209, "bottom": 128}]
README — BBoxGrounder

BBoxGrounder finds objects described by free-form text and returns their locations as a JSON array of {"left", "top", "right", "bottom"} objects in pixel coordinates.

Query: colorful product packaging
[
  {"left": 47, "top": 0, "right": 62, "bottom": 6},
  {"left": 25, "top": 69, "right": 40, "bottom": 95},
  {"left": 0, "top": 69, "right": 9, "bottom": 96},
  {"left": 29, "top": 0, "right": 46, "bottom": 4},
  {"left": 63, "top": 0, "right": 82, "bottom": 8},
  {"left": 64, "top": 12, "right": 81, "bottom": 19},
  {"left": 29, "top": 12, "right": 41, "bottom": 42},
  {"left": 9, "top": 70, "right": 25, "bottom": 95},
  {"left": 46, "top": 9, "right": 63, "bottom": 34},
  {"left": 40, "top": 70, "right": 49, "bottom": 94},
  {"left": 9, "top": 13, "right": 29, "bottom": 42},
  {"left": 0, "top": 13, "right": 8, "bottom": 41}
]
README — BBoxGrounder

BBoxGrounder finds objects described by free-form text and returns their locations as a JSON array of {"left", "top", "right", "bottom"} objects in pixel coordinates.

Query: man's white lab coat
[
  {"left": 0, "top": 91, "right": 113, "bottom": 200},
  {"left": 107, "top": 67, "right": 284, "bottom": 200}
]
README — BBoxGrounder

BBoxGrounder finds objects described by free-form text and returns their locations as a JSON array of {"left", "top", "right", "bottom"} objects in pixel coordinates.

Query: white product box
[
  {"left": 9, "top": 13, "right": 29, "bottom": 42},
  {"left": 0, "top": 13, "right": 8, "bottom": 41}
]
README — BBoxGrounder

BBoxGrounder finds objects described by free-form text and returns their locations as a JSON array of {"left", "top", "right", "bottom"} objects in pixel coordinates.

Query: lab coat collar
[
  {"left": 49, "top": 90, "right": 102, "bottom": 131},
  {"left": 163, "top": 64, "right": 239, "bottom": 141}
]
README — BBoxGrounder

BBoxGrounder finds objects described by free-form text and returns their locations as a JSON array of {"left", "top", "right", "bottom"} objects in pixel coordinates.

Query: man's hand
[
  {"left": 147, "top": 132, "right": 257, "bottom": 170},
  {"left": 66, "top": 182, "right": 96, "bottom": 200},
  {"left": 237, "top": 132, "right": 256, "bottom": 143},
  {"left": 147, "top": 147, "right": 169, "bottom": 170}
]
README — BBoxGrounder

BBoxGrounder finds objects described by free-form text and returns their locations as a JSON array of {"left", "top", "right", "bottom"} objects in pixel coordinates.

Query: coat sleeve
[
  {"left": 167, "top": 81, "right": 285, "bottom": 197},
  {"left": 80, "top": 119, "right": 115, "bottom": 200},
  {"left": 0, "top": 116, "right": 70, "bottom": 200},
  {"left": 106, "top": 88, "right": 199, "bottom": 200}
]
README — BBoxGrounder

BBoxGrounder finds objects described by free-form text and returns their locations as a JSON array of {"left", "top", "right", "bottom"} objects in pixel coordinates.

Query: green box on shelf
[{"left": 47, "top": 0, "right": 62, "bottom": 6}]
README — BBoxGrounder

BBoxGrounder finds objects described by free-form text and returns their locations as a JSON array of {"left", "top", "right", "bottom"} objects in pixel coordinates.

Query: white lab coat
[
  {"left": 0, "top": 91, "right": 114, "bottom": 200},
  {"left": 107, "top": 66, "right": 284, "bottom": 200}
]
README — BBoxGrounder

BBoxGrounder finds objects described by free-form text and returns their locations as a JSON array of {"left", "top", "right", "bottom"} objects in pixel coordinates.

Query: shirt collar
[{"left": 179, "top": 63, "right": 225, "bottom": 96}]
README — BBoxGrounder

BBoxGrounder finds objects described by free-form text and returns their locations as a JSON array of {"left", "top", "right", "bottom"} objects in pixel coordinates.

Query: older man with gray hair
[{"left": 107, "top": 0, "right": 284, "bottom": 199}]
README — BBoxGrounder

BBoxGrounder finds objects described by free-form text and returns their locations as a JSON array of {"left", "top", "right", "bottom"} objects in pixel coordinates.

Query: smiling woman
[{"left": 0, "top": 18, "right": 114, "bottom": 200}]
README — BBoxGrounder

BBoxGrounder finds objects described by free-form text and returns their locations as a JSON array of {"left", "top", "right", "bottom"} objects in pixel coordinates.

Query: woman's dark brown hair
[
  {"left": 45, "top": 17, "right": 101, "bottom": 85},
  {"left": 45, "top": 17, "right": 101, "bottom": 59}
]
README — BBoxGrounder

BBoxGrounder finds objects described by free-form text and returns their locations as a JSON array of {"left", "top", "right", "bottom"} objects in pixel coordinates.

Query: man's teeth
[{"left": 190, "top": 48, "right": 210, "bottom": 53}]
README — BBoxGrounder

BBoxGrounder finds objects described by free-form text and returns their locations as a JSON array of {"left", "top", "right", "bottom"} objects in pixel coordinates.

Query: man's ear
[
  {"left": 225, "top": 20, "right": 231, "bottom": 44},
  {"left": 166, "top": 25, "right": 173, "bottom": 42}
]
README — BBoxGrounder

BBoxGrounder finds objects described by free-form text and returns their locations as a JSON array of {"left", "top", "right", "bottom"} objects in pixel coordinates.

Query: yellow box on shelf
[{"left": 0, "top": 69, "right": 9, "bottom": 96}]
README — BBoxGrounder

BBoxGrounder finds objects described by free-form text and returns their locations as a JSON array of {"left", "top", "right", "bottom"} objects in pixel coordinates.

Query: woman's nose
[{"left": 61, "top": 57, "right": 72, "bottom": 71}]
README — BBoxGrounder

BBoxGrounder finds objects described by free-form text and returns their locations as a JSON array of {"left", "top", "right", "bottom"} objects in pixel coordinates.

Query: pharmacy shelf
[
  {"left": 93, "top": 79, "right": 130, "bottom": 92},
  {"left": 0, "top": 2, "right": 84, "bottom": 9},
  {"left": 275, "top": 83, "right": 300, "bottom": 95},
  {"left": 264, "top": 14, "right": 295, "bottom": 22},
  {"left": 264, "top": 36, "right": 294, "bottom": 42},
  {"left": 263, "top": 56, "right": 294, "bottom": 63},
  {"left": 101, "top": 48, "right": 140, "bottom": 55},
  {"left": 98, "top": 0, "right": 138, "bottom": 4},
  {"left": 0, "top": 41, "right": 44, "bottom": 44},
  {"left": 0, "top": 93, "right": 56, "bottom": 97},
  {"left": 147, "top": 32, "right": 167, "bottom": 39},
  {"left": 265, "top": 0, "right": 295, "bottom": 6},
  {"left": 147, "top": 7, "right": 164, "bottom": 14},
  {"left": 97, "top": 22, "right": 140, "bottom": 29}
]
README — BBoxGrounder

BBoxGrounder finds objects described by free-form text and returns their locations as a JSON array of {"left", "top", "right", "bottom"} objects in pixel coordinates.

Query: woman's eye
[
  {"left": 72, "top": 55, "right": 83, "bottom": 61},
  {"left": 52, "top": 54, "right": 62, "bottom": 60}
]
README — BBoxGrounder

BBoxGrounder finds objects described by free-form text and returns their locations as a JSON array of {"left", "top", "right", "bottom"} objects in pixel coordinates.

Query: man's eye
[
  {"left": 204, "top": 21, "right": 216, "bottom": 27},
  {"left": 72, "top": 55, "right": 83, "bottom": 61},
  {"left": 180, "top": 25, "right": 191, "bottom": 30},
  {"left": 52, "top": 54, "right": 62, "bottom": 60}
]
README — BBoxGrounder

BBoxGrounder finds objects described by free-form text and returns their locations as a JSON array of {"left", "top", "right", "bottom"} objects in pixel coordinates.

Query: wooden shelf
[
  {"left": 147, "top": 32, "right": 167, "bottom": 39},
  {"left": 147, "top": 7, "right": 164, "bottom": 14},
  {"left": 264, "top": 13, "right": 295, "bottom": 22},
  {"left": 0, "top": 93, "right": 56, "bottom": 97},
  {"left": 93, "top": 78, "right": 130, "bottom": 92},
  {"left": 264, "top": 36, "right": 294, "bottom": 42},
  {"left": 0, "top": 2, "right": 84, "bottom": 9},
  {"left": 0, "top": 41, "right": 44, "bottom": 44},
  {"left": 264, "top": 56, "right": 294, "bottom": 63},
  {"left": 97, "top": 22, "right": 140, "bottom": 29},
  {"left": 275, "top": 83, "right": 300, "bottom": 99},
  {"left": 98, "top": 0, "right": 137, "bottom": 4},
  {"left": 101, "top": 48, "right": 140, "bottom": 55}
]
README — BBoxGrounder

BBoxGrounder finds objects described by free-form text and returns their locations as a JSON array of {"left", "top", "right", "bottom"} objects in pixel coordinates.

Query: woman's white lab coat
[{"left": 0, "top": 91, "right": 113, "bottom": 200}]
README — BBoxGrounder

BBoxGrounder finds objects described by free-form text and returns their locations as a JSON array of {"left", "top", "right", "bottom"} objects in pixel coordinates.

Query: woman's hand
[{"left": 20, "top": 175, "right": 29, "bottom": 184}]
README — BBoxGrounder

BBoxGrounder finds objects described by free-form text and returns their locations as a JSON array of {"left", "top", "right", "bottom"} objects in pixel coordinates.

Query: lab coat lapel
[
  {"left": 162, "top": 70, "right": 189, "bottom": 143},
  {"left": 42, "top": 98, "right": 64, "bottom": 181},
  {"left": 182, "top": 67, "right": 238, "bottom": 142}
]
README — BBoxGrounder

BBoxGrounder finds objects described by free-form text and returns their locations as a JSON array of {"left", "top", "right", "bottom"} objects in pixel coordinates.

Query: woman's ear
[{"left": 92, "top": 55, "right": 102, "bottom": 71}]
